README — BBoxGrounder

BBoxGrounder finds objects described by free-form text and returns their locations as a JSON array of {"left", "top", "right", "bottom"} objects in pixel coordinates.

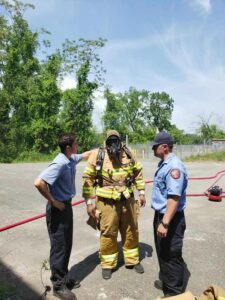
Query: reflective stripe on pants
[{"left": 97, "top": 197, "right": 139, "bottom": 269}]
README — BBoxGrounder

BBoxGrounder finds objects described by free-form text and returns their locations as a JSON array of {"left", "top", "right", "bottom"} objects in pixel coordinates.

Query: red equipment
[{"left": 207, "top": 185, "right": 223, "bottom": 202}]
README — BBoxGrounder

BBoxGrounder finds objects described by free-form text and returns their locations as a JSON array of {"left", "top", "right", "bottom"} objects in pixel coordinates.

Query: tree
[
  {"left": 145, "top": 92, "right": 174, "bottom": 131},
  {"left": 0, "top": 15, "right": 15, "bottom": 162},
  {"left": 28, "top": 54, "right": 62, "bottom": 153},
  {"left": 102, "top": 88, "right": 127, "bottom": 136},
  {"left": 102, "top": 88, "right": 173, "bottom": 143},
  {"left": 0, "top": 0, "right": 39, "bottom": 155},
  {"left": 196, "top": 114, "right": 225, "bottom": 143},
  {"left": 59, "top": 38, "right": 106, "bottom": 151}
]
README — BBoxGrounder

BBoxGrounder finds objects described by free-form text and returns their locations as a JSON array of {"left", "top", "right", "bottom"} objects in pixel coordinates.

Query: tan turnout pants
[{"left": 96, "top": 196, "right": 139, "bottom": 269}]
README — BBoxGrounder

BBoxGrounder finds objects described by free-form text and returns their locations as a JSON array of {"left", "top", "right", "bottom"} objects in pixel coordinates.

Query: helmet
[
  {"left": 106, "top": 130, "right": 120, "bottom": 140},
  {"left": 105, "top": 130, "right": 121, "bottom": 157}
]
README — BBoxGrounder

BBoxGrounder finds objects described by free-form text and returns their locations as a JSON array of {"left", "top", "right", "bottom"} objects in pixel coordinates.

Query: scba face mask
[{"left": 106, "top": 136, "right": 121, "bottom": 157}]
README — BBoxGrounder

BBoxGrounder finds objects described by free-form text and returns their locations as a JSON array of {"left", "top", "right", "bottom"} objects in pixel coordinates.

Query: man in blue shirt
[
  {"left": 151, "top": 131, "right": 188, "bottom": 297},
  {"left": 35, "top": 133, "right": 91, "bottom": 300}
]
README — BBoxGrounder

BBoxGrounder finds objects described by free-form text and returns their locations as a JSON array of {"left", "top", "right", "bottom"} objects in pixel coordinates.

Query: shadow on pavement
[
  {"left": 69, "top": 241, "right": 153, "bottom": 281},
  {"left": 117, "top": 241, "right": 153, "bottom": 268},
  {"left": 69, "top": 251, "right": 99, "bottom": 282},
  {"left": 0, "top": 259, "right": 41, "bottom": 300}
]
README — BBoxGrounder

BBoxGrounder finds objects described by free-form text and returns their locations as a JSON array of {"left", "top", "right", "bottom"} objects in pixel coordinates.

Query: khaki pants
[{"left": 96, "top": 196, "right": 139, "bottom": 269}]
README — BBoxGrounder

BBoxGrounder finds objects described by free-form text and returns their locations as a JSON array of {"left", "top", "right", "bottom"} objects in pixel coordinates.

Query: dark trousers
[
  {"left": 46, "top": 202, "right": 73, "bottom": 289},
  {"left": 153, "top": 210, "right": 187, "bottom": 296}
]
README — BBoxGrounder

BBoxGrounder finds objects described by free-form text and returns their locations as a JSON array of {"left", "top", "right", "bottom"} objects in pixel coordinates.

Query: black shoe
[
  {"left": 102, "top": 268, "right": 112, "bottom": 280},
  {"left": 154, "top": 279, "right": 163, "bottom": 290},
  {"left": 66, "top": 278, "right": 81, "bottom": 290},
  {"left": 126, "top": 263, "right": 144, "bottom": 274},
  {"left": 134, "top": 263, "right": 144, "bottom": 274},
  {"left": 53, "top": 286, "right": 77, "bottom": 300}
]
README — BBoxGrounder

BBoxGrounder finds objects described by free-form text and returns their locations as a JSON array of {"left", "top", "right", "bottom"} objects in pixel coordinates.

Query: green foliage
[
  {"left": 1, "top": 0, "right": 40, "bottom": 155},
  {"left": 61, "top": 38, "right": 106, "bottom": 85},
  {"left": 0, "top": 1, "right": 106, "bottom": 161},
  {"left": 2, "top": 0, "right": 225, "bottom": 163},
  {"left": 102, "top": 88, "right": 128, "bottom": 136},
  {"left": 145, "top": 92, "right": 174, "bottom": 131},
  {"left": 102, "top": 88, "right": 173, "bottom": 143},
  {"left": 28, "top": 54, "right": 62, "bottom": 153},
  {"left": 168, "top": 125, "right": 202, "bottom": 144},
  {"left": 14, "top": 150, "right": 58, "bottom": 162},
  {"left": 196, "top": 115, "right": 225, "bottom": 143},
  {"left": 59, "top": 38, "right": 106, "bottom": 151}
]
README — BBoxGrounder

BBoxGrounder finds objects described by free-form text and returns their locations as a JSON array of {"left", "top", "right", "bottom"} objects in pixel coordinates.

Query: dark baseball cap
[{"left": 151, "top": 131, "right": 174, "bottom": 148}]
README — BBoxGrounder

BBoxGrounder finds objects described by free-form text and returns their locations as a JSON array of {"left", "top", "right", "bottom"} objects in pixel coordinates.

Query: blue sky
[{"left": 20, "top": 0, "right": 225, "bottom": 133}]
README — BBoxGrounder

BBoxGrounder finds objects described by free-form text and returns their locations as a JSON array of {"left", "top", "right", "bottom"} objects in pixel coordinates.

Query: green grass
[
  {"left": 185, "top": 149, "right": 225, "bottom": 162},
  {"left": 13, "top": 150, "right": 58, "bottom": 163}
]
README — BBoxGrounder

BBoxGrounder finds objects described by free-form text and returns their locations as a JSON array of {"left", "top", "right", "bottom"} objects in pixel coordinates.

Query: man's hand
[
  {"left": 52, "top": 199, "right": 65, "bottom": 211},
  {"left": 157, "top": 223, "right": 168, "bottom": 238},
  {"left": 82, "top": 150, "right": 93, "bottom": 160},
  {"left": 87, "top": 204, "right": 96, "bottom": 219},
  {"left": 139, "top": 194, "right": 146, "bottom": 207},
  {"left": 35, "top": 178, "right": 65, "bottom": 211}
]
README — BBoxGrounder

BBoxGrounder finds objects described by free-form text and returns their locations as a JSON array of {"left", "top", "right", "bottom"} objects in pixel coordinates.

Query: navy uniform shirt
[
  {"left": 39, "top": 153, "right": 83, "bottom": 202},
  {"left": 151, "top": 153, "right": 188, "bottom": 213}
]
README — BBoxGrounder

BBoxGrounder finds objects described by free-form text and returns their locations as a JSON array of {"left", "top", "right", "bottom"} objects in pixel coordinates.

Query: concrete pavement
[{"left": 0, "top": 160, "right": 225, "bottom": 299}]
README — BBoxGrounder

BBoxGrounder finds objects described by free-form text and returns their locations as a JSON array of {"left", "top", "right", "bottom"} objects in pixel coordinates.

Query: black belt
[
  {"left": 155, "top": 210, "right": 184, "bottom": 217},
  {"left": 63, "top": 198, "right": 72, "bottom": 205}
]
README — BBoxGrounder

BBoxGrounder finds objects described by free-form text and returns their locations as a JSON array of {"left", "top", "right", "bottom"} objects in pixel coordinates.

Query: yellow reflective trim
[
  {"left": 217, "top": 297, "right": 225, "bottom": 300},
  {"left": 83, "top": 186, "right": 93, "bottom": 190},
  {"left": 136, "top": 183, "right": 145, "bottom": 188},
  {"left": 101, "top": 169, "right": 131, "bottom": 176},
  {"left": 96, "top": 188, "right": 112, "bottom": 195},
  {"left": 123, "top": 247, "right": 139, "bottom": 258},
  {"left": 82, "top": 186, "right": 94, "bottom": 197},
  {"left": 135, "top": 179, "right": 144, "bottom": 184},
  {"left": 135, "top": 179, "right": 145, "bottom": 188},
  {"left": 133, "top": 162, "right": 142, "bottom": 170},
  {"left": 96, "top": 187, "right": 121, "bottom": 200},
  {"left": 127, "top": 186, "right": 134, "bottom": 192},
  {"left": 101, "top": 170, "right": 110, "bottom": 177},
  {"left": 100, "top": 252, "right": 118, "bottom": 263},
  {"left": 84, "top": 167, "right": 96, "bottom": 176},
  {"left": 112, "top": 166, "right": 133, "bottom": 172},
  {"left": 82, "top": 187, "right": 93, "bottom": 193}
]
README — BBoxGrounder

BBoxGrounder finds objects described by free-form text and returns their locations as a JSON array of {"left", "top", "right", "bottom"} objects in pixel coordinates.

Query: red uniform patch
[{"left": 170, "top": 169, "right": 180, "bottom": 179}]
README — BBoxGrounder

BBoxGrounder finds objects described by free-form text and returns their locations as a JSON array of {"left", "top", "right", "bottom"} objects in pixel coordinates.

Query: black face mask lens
[{"left": 106, "top": 137, "right": 120, "bottom": 156}]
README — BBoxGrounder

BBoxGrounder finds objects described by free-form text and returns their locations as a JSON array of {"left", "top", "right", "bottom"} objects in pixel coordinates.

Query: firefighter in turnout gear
[{"left": 82, "top": 130, "right": 146, "bottom": 280}]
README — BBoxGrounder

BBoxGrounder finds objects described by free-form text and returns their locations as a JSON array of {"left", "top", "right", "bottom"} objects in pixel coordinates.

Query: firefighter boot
[
  {"left": 102, "top": 268, "right": 112, "bottom": 280},
  {"left": 134, "top": 263, "right": 144, "bottom": 274},
  {"left": 126, "top": 263, "right": 144, "bottom": 273}
]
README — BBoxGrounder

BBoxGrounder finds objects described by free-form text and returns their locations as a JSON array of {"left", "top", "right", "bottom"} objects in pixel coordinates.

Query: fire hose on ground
[{"left": 1, "top": 170, "right": 225, "bottom": 233}]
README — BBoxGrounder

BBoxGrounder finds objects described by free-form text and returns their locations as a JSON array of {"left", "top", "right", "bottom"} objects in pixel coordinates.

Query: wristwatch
[{"left": 160, "top": 220, "right": 169, "bottom": 229}]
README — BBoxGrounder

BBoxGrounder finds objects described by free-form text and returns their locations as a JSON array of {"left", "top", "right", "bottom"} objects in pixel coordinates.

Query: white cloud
[
  {"left": 92, "top": 92, "right": 106, "bottom": 131},
  {"left": 188, "top": 0, "right": 212, "bottom": 14},
  {"left": 59, "top": 76, "right": 77, "bottom": 91},
  {"left": 98, "top": 24, "right": 225, "bottom": 133},
  {"left": 147, "top": 26, "right": 225, "bottom": 132}
]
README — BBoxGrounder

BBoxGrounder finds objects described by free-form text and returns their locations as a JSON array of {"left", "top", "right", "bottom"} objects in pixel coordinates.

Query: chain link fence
[{"left": 129, "top": 143, "right": 225, "bottom": 160}]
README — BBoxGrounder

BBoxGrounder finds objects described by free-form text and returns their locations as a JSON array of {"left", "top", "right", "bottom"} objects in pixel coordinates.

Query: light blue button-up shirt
[
  {"left": 39, "top": 153, "right": 83, "bottom": 202},
  {"left": 151, "top": 153, "right": 188, "bottom": 213}
]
